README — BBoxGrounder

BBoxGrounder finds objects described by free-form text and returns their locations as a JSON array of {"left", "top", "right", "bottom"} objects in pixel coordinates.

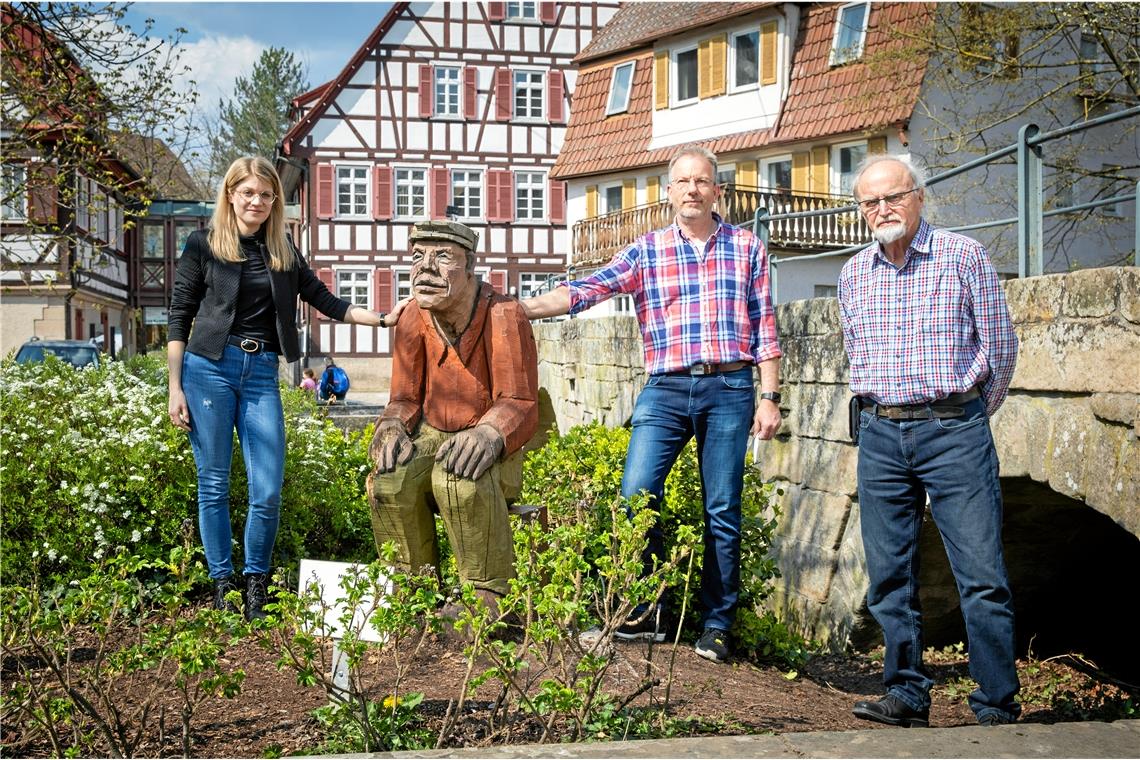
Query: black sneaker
[
  {"left": 694, "top": 627, "right": 730, "bottom": 662},
  {"left": 614, "top": 605, "right": 666, "bottom": 642},
  {"left": 977, "top": 713, "right": 1014, "bottom": 726},
  {"left": 852, "top": 694, "right": 930, "bottom": 728}
]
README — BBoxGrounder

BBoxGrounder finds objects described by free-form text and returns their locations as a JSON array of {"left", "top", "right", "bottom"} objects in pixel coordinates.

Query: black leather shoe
[
  {"left": 243, "top": 573, "right": 269, "bottom": 622},
  {"left": 212, "top": 575, "right": 240, "bottom": 614},
  {"left": 852, "top": 694, "right": 929, "bottom": 727}
]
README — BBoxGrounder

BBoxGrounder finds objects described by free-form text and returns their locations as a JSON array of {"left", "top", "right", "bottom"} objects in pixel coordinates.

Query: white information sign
[{"left": 296, "top": 559, "right": 390, "bottom": 643}]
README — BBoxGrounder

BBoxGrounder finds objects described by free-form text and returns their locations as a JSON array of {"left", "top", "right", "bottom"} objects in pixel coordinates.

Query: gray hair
[
  {"left": 851, "top": 154, "right": 929, "bottom": 200},
  {"left": 668, "top": 144, "right": 719, "bottom": 181}
]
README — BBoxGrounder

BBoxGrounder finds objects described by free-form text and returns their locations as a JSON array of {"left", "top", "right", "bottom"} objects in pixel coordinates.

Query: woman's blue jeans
[
  {"left": 857, "top": 396, "right": 1020, "bottom": 722},
  {"left": 183, "top": 344, "right": 285, "bottom": 579},
  {"left": 621, "top": 366, "right": 754, "bottom": 632}
]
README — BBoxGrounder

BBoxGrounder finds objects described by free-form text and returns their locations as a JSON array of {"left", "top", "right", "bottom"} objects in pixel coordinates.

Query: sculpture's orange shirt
[{"left": 382, "top": 282, "right": 539, "bottom": 455}]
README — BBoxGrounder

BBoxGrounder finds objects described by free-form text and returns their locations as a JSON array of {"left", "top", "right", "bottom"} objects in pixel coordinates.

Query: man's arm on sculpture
[{"left": 519, "top": 285, "right": 571, "bottom": 320}]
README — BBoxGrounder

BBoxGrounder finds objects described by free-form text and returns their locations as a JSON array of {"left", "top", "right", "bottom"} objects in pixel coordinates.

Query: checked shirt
[
  {"left": 838, "top": 218, "right": 1018, "bottom": 415},
  {"left": 565, "top": 214, "right": 782, "bottom": 375}
]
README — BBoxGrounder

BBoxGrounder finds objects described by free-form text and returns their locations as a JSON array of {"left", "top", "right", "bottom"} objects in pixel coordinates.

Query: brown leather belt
[
  {"left": 872, "top": 387, "right": 981, "bottom": 419},
  {"left": 669, "top": 360, "right": 751, "bottom": 376}
]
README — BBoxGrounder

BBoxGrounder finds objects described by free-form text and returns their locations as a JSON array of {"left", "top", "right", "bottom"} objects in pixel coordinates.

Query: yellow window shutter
[
  {"left": 710, "top": 34, "right": 726, "bottom": 97},
  {"left": 738, "top": 160, "right": 758, "bottom": 188},
  {"left": 867, "top": 136, "right": 888, "bottom": 155},
  {"left": 791, "top": 152, "right": 810, "bottom": 193},
  {"left": 760, "top": 21, "right": 778, "bottom": 85},
  {"left": 810, "top": 146, "right": 830, "bottom": 195},
  {"left": 698, "top": 38, "right": 711, "bottom": 99},
  {"left": 622, "top": 178, "right": 636, "bottom": 209},
  {"left": 654, "top": 51, "right": 669, "bottom": 109},
  {"left": 586, "top": 185, "right": 598, "bottom": 217},
  {"left": 646, "top": 175, "right": 660, "bottom": 202}
]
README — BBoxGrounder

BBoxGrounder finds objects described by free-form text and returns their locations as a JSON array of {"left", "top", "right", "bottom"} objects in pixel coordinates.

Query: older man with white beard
[{"left": 838, "top": 155, "right": 1020, "bottom": 729}]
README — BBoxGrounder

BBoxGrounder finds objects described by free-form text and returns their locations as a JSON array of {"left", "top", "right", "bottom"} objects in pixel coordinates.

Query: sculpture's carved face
[{"left": 410, "top": 240, "right": 474, "bottom": 312}]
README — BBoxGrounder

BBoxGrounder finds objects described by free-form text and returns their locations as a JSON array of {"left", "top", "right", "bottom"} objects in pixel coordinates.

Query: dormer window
[
  {"left": 830, "top": 2, "right": 869, "bottom": 66},
  {"left": 674, "top": 46, "right": 699, "bottom": 104},
  {"left": 606, "top": 61, "right": 635, "bottom": 115},
  {"left": 506, "top": 1, "right": 536, "bottom": 20},
  {"left": 731, "top": 30, "right": 759, "bottom": 90}
]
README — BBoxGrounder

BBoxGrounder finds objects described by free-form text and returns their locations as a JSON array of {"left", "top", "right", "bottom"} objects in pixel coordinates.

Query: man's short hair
[
  {"left": 851, "top": 154, "right": 929, "bottom": 200},
  {"left": 668, "top": 144, "right": 719, "bottom": 181}
]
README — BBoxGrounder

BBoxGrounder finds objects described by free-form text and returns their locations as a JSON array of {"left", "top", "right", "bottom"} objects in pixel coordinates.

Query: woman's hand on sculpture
[
  {"left": 383, "top": 296, "right": 415, "bottom": 327},
  {"left": 436, "top": 424, "right": 504, "bottom": 481},
  {"left": 371, "top": 419, "right": 414, "bottom": 472}
]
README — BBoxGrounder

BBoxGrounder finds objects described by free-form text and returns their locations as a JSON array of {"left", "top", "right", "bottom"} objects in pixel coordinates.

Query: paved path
[{"left": 337, "top": 720, "right": 1139, "bottom": 758}]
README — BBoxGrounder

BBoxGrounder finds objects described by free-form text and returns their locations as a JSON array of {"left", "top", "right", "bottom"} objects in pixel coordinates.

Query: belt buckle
[
  {"left": 691, "top": 362, "right": 713, "bottom": 376},
  {"left": 239, "top": 338, "right": 260, "bottom": 353}
]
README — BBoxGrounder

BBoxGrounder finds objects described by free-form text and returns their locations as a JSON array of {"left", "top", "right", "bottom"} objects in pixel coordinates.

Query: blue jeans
[
  {"left": 622, "top": 366, "right": 754, "bottom": 632},
  {"left": 183, "top": 345, "right": 285, "bottom": 579},
  {"left": 857, "top": 396, "right": 1020, "bottom": 722}
]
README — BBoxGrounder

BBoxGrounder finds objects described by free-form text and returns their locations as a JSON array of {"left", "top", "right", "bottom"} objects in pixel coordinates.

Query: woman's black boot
[
  {"left": 213, "top": 575, "right": 240, "bottom": 613},
  {"left": 243, "top": 573, "right": 269, "bottom": 621}
]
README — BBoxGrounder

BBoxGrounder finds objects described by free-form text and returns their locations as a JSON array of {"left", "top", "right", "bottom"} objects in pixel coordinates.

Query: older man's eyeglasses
[
  {"left": 671, "top": 177, "right": 715, "bottom": 190},
  {"left": 856, "top": 187, "right": 919, "bottom": 213},
  {"left": 233, "top": 189, "right": 277, "bottom": 204}
]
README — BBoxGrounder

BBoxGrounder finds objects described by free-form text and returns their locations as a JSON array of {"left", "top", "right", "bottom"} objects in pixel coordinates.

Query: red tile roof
[{"left": 552, "top": 2, "right": 933, "bottom": 180}]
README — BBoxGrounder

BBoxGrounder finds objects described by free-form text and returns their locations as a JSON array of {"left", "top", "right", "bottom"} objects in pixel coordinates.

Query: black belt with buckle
[
  {"left": 228, "top": 335, "right": 279, "bottom": 354},
  {"left": 668, "top": 360, "right": 751, "bottom": 376},
  {"left": 871, "top": 387, "right": 981, "bottom": 420}
]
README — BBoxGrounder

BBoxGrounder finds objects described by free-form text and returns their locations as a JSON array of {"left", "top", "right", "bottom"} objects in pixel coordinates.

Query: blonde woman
[{"left": 166, "top": 156, "right": 400, "bottom": 620}]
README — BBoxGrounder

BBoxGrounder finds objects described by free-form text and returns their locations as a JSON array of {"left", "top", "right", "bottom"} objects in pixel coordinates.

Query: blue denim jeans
[
  {"left": 857, "top": 396, "right": 1020, "bottom": 722},
  {"left": 622, "top": 366, "right": 754, "bottom": 632},
  {"left": 183, "top": 345, "right": 285, "bottom": 579}
]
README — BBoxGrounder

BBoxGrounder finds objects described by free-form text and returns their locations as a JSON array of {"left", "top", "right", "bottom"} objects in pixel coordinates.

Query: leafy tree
[
  {"left": 0, "top": 2, "right": 200, "bottom": 251},
  {"left": 208, "top": 47, "right": 309, "bottom": 187}
]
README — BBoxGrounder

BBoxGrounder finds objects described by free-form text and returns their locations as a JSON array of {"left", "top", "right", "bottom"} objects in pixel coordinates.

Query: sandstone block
[
  {"left": 782, "top": 383, "right": 851, "bottom": 441},
  {"left": 1089, "top": 393, "right": 1139, "bottom": 428},
  {"left": 1061, "top": 267, "right": 1121, "bottom": 318},
  {"left": 755, "top": 436, "right": 858, "bottom": 496},
  {"left": 1011, "top": 318, "right": 1140, "bottom": 393},
  {"left": 772, "top": 483, "right": 854, "bottom": 551},
  {"left": 1003, "top": 274, "right": 1063, "bottom": 323},
  {"left": 1120, "top": 268, "right": 1140, "bottom": 324},
  {"left": 991, "top": 395, "right": 1055, "bottom": 481},
  {"left": 780, "top": 332, "right": 849, "bottom": 384}
]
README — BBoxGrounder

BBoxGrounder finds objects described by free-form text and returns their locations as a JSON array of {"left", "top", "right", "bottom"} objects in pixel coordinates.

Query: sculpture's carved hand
[
  {"left": 436, "top": 424, "right": 504, "bottom": 481},
  {"left": 371, "top": 419, "right": 414, "bottom": 472}
]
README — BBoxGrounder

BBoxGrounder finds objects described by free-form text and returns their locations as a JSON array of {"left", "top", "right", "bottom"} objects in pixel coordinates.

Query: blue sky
[{"left": 122, "top": 2, "right": 394, "bottom": 114}]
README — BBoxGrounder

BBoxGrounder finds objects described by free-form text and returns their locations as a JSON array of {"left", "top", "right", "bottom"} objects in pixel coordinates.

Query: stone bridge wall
[{"left": 533, "top": 267, "right": 1139, "bottom": 651}]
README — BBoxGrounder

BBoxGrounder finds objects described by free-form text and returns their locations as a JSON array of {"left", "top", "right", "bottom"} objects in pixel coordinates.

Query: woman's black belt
[{"left": 228, "top": 335, "right": 280, "bottom": 354}]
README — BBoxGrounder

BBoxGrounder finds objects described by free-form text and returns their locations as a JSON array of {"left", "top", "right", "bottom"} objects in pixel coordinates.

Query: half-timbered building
[{"left": 278, "top": 1, "right": 619, "bottom": 389}]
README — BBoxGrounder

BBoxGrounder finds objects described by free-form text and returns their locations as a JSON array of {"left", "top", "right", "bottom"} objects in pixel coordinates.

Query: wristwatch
[{"left": 759, "top": 391, "right": 781, "bottom": 404}]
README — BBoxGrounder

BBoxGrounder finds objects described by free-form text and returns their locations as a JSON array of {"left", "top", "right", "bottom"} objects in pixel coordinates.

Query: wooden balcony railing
[{"left": 571, "top": 184, "right": 869, "bottom": 269}]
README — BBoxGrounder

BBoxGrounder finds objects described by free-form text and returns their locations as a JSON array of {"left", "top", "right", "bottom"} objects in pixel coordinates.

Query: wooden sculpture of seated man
[{"left": 366, "top": 219, "right": 538, "bottom": 602}]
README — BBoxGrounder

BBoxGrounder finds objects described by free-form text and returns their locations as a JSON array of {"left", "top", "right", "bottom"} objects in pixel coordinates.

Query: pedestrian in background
[
  {"left": 318, "top": 357, "right": 350, "bottom": 404},
  {"left": 839, "top": 154, "right": 1020, "bottom": 728},
  {"left": 167, "top": 156, "right": 400, "bottom": 620},
  {"left": 300, "top": 367, "right": 318, "bottom": 395}
]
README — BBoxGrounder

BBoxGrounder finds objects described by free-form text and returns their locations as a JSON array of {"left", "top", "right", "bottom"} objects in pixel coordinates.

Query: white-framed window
[
  {"left": 394, "top": 167, "right": 428, "bottom": 218},
  {"left": 835, "top": 142, "right": 867, "bottom": 196},
  {"left": 513, "top": 70, "right": 545, "bottom": 119},
  {"left": 814, "top": 284, "right": 838, "bottom": 298},
  {"left": 434, "top": 65, "right": 461, "bottom": 117},
  {"left": 336, "top": 165, "right": 370, "bottom": 217},
  {"left": 336, "top": 268, "right": 371, "bottom": 306},
  {"left": 614, "top": 295, "right": 633, "bottom": 313},
  {"left": 603, "top": 184, "right": 624, "bottom": 214},
  {"left": 830, "top": 2, "right": 869, "bottom": 66},
  {"left": 731, "top": 30, "right": 760, "bottom": 90},
  {"left": 673, "top": 45, "right": 699, "bottom": 104},
  {"left": 518, "top": 271, "right": 552, "bottom": 299},
  {"left": 451, "top": 169, "right": 483, "bottom": 219},
  {"left": 76, "top": 177, "right": 90, "bottom": 230},
  {"left": 763, "top": 156, "right": 793, "bottom": 192},
  {"left": 515, "top": 171, "right": 546, "bottom": 220},
  {"left": 606, "top": 61, "right": 635, "bottom": 115},
  {"left": 506, "top": 1, "right": 536, "bottom": 20},
  {"left": 717, "top": 166, "right": 736, "bottom": 186},
  {"left": 1, "top": 164, "right": 27, "bottom": 221},
  {"left": 394, "top": 269, "right": 413, "bottom": 300},
  {"left": 656, "top": 174, "right": 669, "bottom": 201}
]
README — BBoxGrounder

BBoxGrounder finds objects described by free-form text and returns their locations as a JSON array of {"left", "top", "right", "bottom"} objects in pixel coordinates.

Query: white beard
[{"left": 873, "top": 222, "right": 908, "bottom": 246}]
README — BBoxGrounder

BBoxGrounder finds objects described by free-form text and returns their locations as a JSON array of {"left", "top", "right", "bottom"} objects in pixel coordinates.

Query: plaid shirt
[
  {"left": 566, "top": 214, "right": 782, "bottom": 375},
  {"left": 838, "top": 219, "right": 1018, "bottom": 415}
]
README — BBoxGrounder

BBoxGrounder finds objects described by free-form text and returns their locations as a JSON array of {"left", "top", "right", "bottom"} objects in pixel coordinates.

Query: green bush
[
  {"left": 0, "top": 354, "right": 374, "bottom": 587},
  {"left": 519, "top": 422, "right": 793, "bottom": 660}
]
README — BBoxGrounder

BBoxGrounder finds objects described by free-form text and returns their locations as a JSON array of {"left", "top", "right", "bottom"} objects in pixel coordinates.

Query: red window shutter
[
  {"left": 548, "top": 70, "right": 565, "bottom": 123},
  {"left": 419, "top": 64, "right": 433, "bottom": 118},
  {"left": 430, "top": 167, "right": 450, "bottom": 220},
  {"left": 540, "top": 2, "right": 556, "bottom": 24},
  {"left": 497, "top": 170, "right": 514, "bottom": 222},
  {"left": 317, "top": 268, "right": 335, "bottom": 318},
  {"left": 485, "top": 171, "right": 500, "bottom": 222},
  {"left": 495, "top": 68, "right": 512, "bottom": 121},
  {"left": 549, "top": 179, "right": 566, "bottom": 224},
  {"left": 374, "top": 267, "right": 393, "bottom": 311},
  {"left": 487, "top": 1, "right": 505, "bottom": 20},
  {"left": 28, "top": 165, "right": 58, "bottom": 225},
  {"left": 489, "top": 270, "right": 507, "bottom": 294},
  {"left": 315, "top": 164, "right": 334, "bottom": 219},
  {"left": 373, "top": 165, "right": 391, "bottom": 220},
  {"left": 464, "top": 66, "right": 478, "bottom": 119}
]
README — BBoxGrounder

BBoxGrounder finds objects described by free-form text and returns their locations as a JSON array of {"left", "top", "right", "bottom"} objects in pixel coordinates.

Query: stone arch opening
[{"left": 909, "top": 477, "right": 1140, "bottom": 683}]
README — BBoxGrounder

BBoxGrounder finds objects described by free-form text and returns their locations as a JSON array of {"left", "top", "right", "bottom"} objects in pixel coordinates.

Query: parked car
[{"left": 14, "top": 338, "right": 102, "bottom": 368}]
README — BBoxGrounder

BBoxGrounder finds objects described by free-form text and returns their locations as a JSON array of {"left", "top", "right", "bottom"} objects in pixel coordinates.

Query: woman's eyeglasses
[{"left": 233, "top": 189, "right": 277, "bottom": 204}]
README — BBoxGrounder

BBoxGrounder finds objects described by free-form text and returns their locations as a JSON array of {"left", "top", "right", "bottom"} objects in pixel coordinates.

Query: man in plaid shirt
[
  {"left": 523, "top": 145, "right": 782, "bottom": 664},
  {"left": 839, "top": 155, "right": 1020, "bottom": 728}
]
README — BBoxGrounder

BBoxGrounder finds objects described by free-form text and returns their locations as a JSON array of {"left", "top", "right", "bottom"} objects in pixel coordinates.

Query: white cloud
[{"left": 175, "top": 34, "right": 266, "bottom": 113}]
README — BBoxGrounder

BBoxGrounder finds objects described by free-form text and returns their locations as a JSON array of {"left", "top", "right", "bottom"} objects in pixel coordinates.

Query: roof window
[
  {"left": 830, "top": 2, "right": 869, "bottom": 66},
  {"left": 606, "top": 61, "right": 635, "bottom": 115}
]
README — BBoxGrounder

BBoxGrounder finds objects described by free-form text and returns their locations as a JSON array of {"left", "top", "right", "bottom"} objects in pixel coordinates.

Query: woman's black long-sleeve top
[{"left": 168, "top": 229, "right": 351, "bottom": 363}]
